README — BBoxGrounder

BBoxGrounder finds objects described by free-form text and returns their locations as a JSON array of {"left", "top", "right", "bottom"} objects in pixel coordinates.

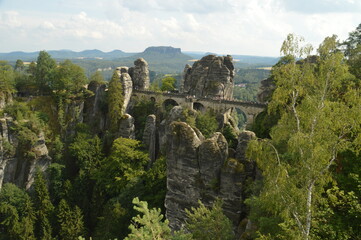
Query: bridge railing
[{"left": 133, "top": 89, "right": 267, "bottom": 107}]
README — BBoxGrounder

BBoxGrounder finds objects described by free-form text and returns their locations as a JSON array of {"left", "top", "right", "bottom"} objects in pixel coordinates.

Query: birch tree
[{"left": 247, "top": 34, "right": 361, "bottom": 240}]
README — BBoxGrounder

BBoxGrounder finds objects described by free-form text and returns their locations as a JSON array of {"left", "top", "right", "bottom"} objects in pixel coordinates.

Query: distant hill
[
  {"left": 112, "top": 46, "right": 193, "bottom": 73},
  {"left": 0, "top": 47, "right": 279, "bottom": 79},
  {"left": 0, "top": 49, "right": 134, "bottom": 61}
]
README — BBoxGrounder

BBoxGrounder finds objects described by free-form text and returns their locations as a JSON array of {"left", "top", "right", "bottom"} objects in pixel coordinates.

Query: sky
[{"left": 0, "top": 0, "right": 360, "bottom": 56}]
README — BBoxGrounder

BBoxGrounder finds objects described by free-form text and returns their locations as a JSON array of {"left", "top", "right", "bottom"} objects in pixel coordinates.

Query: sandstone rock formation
[
  {"left": 83, "top": 80, "right": 108, "bottom": 134},
  {"left": 143, "top": 114, "right": 157, "bottom": 165},
  {"left": 0, "top": 117, "right": 51, "bottom": 190},
  {"left": 130, "top": 58, "right": 150, "bottom": 90},
  {"left": 257, "top": 77, "right": 275, "bottom": 103},
  {"left": 116, "top": 67, "right": 133, "bottom": 114},
  {"left": 164, "top": 116, "right": 256, "bottom": 236},
  {"left": 183, "top": 55, "right": 235, "bottom": 99},
  {"left": 118, "top": 114, "right": 135, "bottom": 139}
]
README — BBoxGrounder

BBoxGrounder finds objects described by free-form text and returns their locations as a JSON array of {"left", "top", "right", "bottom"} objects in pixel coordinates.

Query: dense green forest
[{"left": 0, "top": 24, "right": 360, "bottom": 240}]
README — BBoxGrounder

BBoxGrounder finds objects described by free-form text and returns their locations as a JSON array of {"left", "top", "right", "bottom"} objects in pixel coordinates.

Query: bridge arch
[
  {"left": 163, "top": 99, "right": 179, "bottom": 110},
  {"left": 193, "top": 102, "right": 205, "bottom": 112}
]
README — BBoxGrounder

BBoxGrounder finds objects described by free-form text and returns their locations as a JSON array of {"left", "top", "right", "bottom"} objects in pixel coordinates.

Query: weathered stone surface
[
  {"left": 116, "top": 67, "right": 133, "bottom": 114},
  {"left": 165, "top": 123, "right": 257, "bottom": 236},
  {"left": 0, "top": 117, "right": 51, "bottom": 190},
  {"left": 83, "top": 81, "right": 108, "bottom": 134},
  {"left": 143, "top": 114, "right": 157, "bottom": 164},
  {"left": 257, "top": 77, "right": 275, "bottom": 103},
  {"left": 198, "top": 132, "right": 228, "bottom": 203},
  {"left": 131, "top": 58, "right": 150, "bottom": 90},
  {"left": 118, "top": 114, "right": 135, "bottom": 139},
  {"left": 182, "top": 55, "right": 235, "bottom": 99},
  {"left": 165, "top": 121, "right": 203, "bottom": 230},
  {"left": 220, "top": 131, "right": 256, "bottom": 232},
  {"left": 63, "top": 100, "right": 84, "bottom": 140}
]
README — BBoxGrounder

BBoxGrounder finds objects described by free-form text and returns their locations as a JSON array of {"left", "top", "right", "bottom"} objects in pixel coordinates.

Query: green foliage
[
  {"left": 125, "top": 197, "right": 171, "bottom": 240},
  {"left": 35, "top": 51, "right": 57, "bottom": 95},
  {"left": 69, "top": 132, "right": 104, "bottom": 174},
  {"left": 160, "top": 76, "right": 176, "bottom": 91},
  {"left": 93, "top": 200, "right": 127, "bottom": 240},
  {"left": 52, "top": 59, "right": 88, "bottom": 94},
  {"left": 57, "top": 199, "right": 84, "bottom": 240},
  {"left": 89, "top": 71, "right": 105, "bottom": 84},
  {"left": 0, "top": 183, "right": 30, "bottom": 214},
  {"left": 33, "top": 171, "right": 54, "bottom": 240},
  {"left": 185, "top": 199, "right": 235, "bottom": 240},
  {"left": 222, "top": 124, "right": 238, "bottom": 149},
  {"left": 96, "top": 138, "right": 148, "bottom": 196},
  {"left": 0, "top": 61, "right": 15, "bottom": 96},
  {"left": 234, "top": 68, "right": 270, "bottom": 84},
  {"left": 247, "top": 34, "right": 361, "bottom": 240},
  {"left": 14, "top": 59, "right": 25, "bottom": 72},
  {"left": 108, "top": 71, "right": 124, "bottom": 130},
  {"left": 233, "top": 84, "right": 260, "bottom": 101},
  {"left": 130, "top": 97, "right": 157, "bottom": 139},
  {"left": 195, "top": 110, "right": 218, "bottom": 138}
]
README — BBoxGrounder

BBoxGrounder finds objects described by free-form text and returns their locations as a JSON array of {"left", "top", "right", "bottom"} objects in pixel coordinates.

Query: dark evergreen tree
[{"left": 33, "top": 171, "right": 54, "bottom": 240}]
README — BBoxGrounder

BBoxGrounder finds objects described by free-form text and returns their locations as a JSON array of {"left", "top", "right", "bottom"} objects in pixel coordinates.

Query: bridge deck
[{"left": 133, "top": 89, "right": 267, "bottom": 108}]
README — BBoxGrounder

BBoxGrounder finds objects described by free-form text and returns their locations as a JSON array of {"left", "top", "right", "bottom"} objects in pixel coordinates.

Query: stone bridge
[{"left": 132, "top": 89, "right": 267, "bottom": 127}]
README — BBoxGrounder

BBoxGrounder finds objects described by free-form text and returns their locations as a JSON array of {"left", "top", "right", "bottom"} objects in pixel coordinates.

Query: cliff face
[
  {"left": 83, "top": 81, "right": 108, "bottom": 134},
  {"left": 183, "top": 55, "right": 235, "bottom": 99},
  {"left": 0, "top": 117, "right": 51, "bottom": 190},
  {"left": 164, "top": 112, "right": 256, "bottom": 235}
]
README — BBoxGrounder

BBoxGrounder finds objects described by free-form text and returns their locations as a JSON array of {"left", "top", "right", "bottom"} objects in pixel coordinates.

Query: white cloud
[
  {"left": 0, "top": 0, "right": 360, "bottom": 56},
  {"left": 1, "top": 11, "right": 21, "bottom": 27}
]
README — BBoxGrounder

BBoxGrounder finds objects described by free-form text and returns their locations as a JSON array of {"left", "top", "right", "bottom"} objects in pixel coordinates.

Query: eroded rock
[
  {"left": 182, "top": 55, "right": 235, "bottom": 99},
  {"left": 143, "top": 114, "right": 157, "bottom": 164},
  {"left": 0, "top": 117, "right": 51, "bottom": 190},
  {"left": 131, "top": 58, "right": 150, "bottom": 90},
  {"left": 118, "top": 114, "right": 135, "bottom": 139}
]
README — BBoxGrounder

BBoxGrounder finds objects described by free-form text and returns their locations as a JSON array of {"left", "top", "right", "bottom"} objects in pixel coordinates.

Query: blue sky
[{"left": 0, "top": 0, "right": 360, "bottom": 56}]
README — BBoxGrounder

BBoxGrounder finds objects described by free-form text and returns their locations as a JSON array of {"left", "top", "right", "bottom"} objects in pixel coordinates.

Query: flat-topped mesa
[
  {"left": 182, "top": 55, "right": 235, "bottom": 100},
  {"left": 143, "top": 46, "right": 182, "bottom": 55},
  {"left": 129, "top": 58, "right": 150, "bottom": 90}
]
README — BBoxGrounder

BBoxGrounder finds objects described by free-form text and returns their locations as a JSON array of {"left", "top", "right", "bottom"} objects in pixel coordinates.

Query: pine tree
[
  {"left": 33, "top": 171, "right": 54, "bottom": 240},
  {"left": 185, "top": 199, "right": 234, "bottom": 240},
  {"left": 18, "top": 197, "right": 36, "bottom": 240},
  {"left": 57, "top": 199, "right": 84, "bottom": 240},
  {"left": 125, "top": 197, "right": 172, "bottom": 240}
]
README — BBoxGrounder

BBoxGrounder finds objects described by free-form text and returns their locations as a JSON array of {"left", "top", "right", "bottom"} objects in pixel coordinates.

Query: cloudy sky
[{"left": 0, "top": 0, "right": 360, "bottom": 56}]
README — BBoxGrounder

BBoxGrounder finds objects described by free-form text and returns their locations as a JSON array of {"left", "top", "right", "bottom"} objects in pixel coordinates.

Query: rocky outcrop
[
  {"left": 182, "top": 55, "right": 235, "bottom": 99},
  {"left": 0, "top": 117, "right": 51, "bottom": 190},
  {"left": 220, "top": 131, "right": 256, "bottom": 230},
  {"left": 118, "top": 114, "right": 135, "bottom": 139},
  {"left": 83, "top": 81, "right": 108, "bottom": 134},
  {"left": 257, "top": 77, "right": 275, "bottom": 103},
  {"left": 165, "top": 116, "right": 256, "bottom": 236},
  {"left": 130, "top": 58, "right": 150, "bottom": 90},
  {"left": 143, "top": 114, "right": 157, "bottom": 164},
  {"left": 116, "top": 67, "right": 133, "bottom": 114},
  {"left": 165, "top": 121, "right": 203, "bottom": 230}
]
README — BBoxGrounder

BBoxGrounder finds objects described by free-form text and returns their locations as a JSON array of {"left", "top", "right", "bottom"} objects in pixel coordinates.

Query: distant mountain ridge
[
  {"left": 0, "top": 46, "right": 279, "bottom": 75},
  {"left": 0, "top": 49, "right": 134, "bottom": 61}
]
